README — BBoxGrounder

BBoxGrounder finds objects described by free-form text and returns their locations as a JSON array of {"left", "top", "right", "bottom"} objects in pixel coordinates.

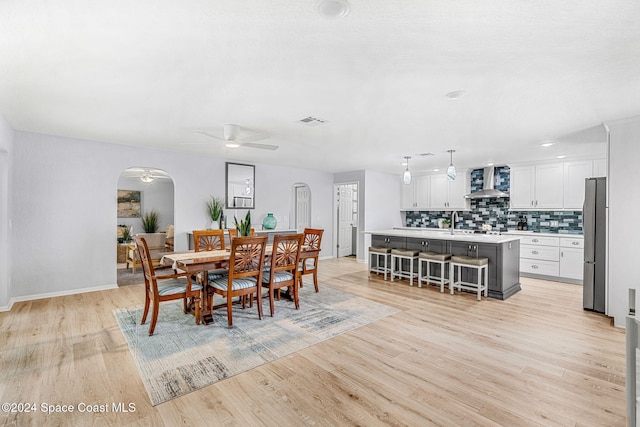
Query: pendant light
[
  {"left": 403, "top": 156, "right": 412, "bottom": 185},
  {"left": 446, "top": 149, "right": 456, "bottom": 181}
]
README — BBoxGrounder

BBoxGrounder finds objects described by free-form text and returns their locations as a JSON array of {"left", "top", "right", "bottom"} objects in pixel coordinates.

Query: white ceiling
[{"left": 1, "top": 1, "right": 638, "bottom": 175}]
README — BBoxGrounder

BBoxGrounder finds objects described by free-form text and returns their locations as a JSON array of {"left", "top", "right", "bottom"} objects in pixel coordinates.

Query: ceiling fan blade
[
  {"left": 242, "top": 142, "right": 279, "bottom": 151},
  {"left": 193, "top": 129, "right": 226, "bottom": 141}
]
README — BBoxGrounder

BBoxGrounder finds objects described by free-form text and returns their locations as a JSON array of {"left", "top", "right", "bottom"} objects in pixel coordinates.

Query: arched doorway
[{"left": 116, "top": 167, "right": 175, "bottom": 286}]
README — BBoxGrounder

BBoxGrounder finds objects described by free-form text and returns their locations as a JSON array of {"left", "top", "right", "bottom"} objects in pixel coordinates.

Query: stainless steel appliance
[{"left": 583, "top": 177, "right": 607, "bottom": 313}]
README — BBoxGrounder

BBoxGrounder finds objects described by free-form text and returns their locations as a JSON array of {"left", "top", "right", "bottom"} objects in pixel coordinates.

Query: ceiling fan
[
  {"left": 121, "top": 168, "right": 170, "bottom": 183},
  {"left": 191, "top": 124, "right": 279, "bottom": 151}
]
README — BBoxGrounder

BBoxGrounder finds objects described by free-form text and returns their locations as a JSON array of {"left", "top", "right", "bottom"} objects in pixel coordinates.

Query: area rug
[{"left": 114, "top": 286, "right": 398, "bottom": 405}]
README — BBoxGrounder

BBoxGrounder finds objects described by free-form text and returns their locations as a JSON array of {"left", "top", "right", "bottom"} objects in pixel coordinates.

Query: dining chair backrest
[
  {"left": 271, "top": 233, "right": 304, "bottom": 273},
  {"left": 228, "top": 235, "right": 268, "bottom": 279},
  {"left": 228, "top": 228, "right": 256, "bottom": 240},
  {"left": 303, "top": 228, "right": 324, "bottom": 251},
  {"left": 193, "top": 229, "right": 225, "bottom": 251},
  {"left": 135, "top": 235, "right": 155, "bottom": 286}
]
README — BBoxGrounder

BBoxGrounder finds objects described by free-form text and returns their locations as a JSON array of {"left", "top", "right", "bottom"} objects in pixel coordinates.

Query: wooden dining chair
[
  {"left": 135, "top": 235, "right": 202, "bottom": 336},
  {"left": 262, "top": 233, "right": 304, "bottom": 316},
  {"left": 192, "top": 229, "right": 228, "bottom": 285},
  {"left": 207, "top": 235, "right": 267, "bottom": 327},
  {"left": 227, "top": 228, "right": 256, "bottom": 240},
  {"left": 298, "top": 228, "right": 324, "bottom": 292}
]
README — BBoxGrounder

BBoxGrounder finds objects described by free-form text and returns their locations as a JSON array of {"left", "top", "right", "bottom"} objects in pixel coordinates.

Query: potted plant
[
  {"left": 121, "top": 225, "right": 133, "bottom": 242},
  {"left": 205, "top": 196, "right": 224, "bottom": 229},
  {"left": 141, "top": 210, "right": 160, "bottom": 233},
  {"left": 441, "top": 218, "right": 451, "bottom": 229},
  {"left": 234, "top": 211, "right": 252, "bottom": 236}
]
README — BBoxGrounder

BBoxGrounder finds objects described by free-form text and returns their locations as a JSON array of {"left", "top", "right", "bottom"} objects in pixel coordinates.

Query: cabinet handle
[
  {"left": 532, "top": 265, "right": 539, "bottom": 269},
  {"left": 532, "top": 250, "right": 539, "bottom": 254},
  {"left": 572, "top": 241, "right": 579, "bottom": 245},
  {"left": 532, "top": 239, "right": 539, "bottom": 243},
  {"left": 561, "top": 252, "right": 564, "bottom": 257}
]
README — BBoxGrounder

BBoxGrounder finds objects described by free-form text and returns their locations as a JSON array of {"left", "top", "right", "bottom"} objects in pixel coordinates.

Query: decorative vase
[
  {"left": 262, "top": 213, "right": 277, "bottom": 230},
  {"left": 210, "top": 220, "right": 220, "bottom": 230}
]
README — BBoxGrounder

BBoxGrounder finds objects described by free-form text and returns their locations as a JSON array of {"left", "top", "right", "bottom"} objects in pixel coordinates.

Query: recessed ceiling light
[
  {"left": 433, "top": 168, "right": 440, "bottom": 172},
  {"left": 445, "top": 90, "right": 467, "bottom": 100},
  {"left": 556, "top": 154, "right": 566, "bottom": 159},
  {"left": 225, "top": 142, "right": 240, "bottom": 148},
  {"left": 540, "top": 141, "right": 555, "bottom": 147},
  {"left": 486, "top": 162, "right": 495, "bottom": 166}
]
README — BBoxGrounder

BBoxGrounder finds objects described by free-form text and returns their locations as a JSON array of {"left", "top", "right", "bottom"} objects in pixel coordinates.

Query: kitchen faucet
[{"left": 450, "top": 211, "right": 458, "bottom": 235}]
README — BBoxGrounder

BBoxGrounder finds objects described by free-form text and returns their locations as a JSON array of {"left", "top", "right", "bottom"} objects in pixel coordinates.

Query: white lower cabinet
[
  {"left": 559, "top": 237, "right": 584, "bottom": 281},
  {"left": 513, "top": 233, "right": 584, "bottom": 283},
  {"left": 519, "top": 236, "right": 560, "bottom": 276}
]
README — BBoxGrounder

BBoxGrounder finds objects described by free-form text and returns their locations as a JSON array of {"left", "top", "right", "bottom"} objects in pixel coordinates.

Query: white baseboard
[{"left": 0, "top": 283, "right": 118, "bottom": 313}]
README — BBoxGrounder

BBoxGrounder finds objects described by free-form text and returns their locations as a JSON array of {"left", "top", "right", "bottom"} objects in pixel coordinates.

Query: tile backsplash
[{"left": 404, "top": 166, "right": 583, "bottom": 234}]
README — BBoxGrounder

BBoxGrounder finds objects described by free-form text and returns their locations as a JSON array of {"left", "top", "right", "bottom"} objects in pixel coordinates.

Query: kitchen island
[{"left": 364, "top": 228, "right": 521, "bottom": 300}]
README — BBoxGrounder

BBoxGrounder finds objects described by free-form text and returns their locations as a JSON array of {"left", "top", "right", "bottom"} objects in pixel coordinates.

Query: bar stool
[
  {"left": 418, "top": 252, "right": 452, "bottom": 293},
  {"left": 391, "top": 248, "right": 419, "bottom": 286},
  {"left": 369, "top": 246, "right": 392, "bottom": 280},
  {"left": 449, "top": 255, "right": 489, "bottom": 301}
]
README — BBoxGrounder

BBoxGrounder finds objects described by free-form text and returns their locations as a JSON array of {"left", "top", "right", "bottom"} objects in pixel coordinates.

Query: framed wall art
[{"left": 117, "top": 190, "right": 141, "bottom": 218}]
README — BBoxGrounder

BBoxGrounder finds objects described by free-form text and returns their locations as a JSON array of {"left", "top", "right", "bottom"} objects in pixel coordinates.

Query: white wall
[
  {"left": 362, "top": 170, "right": 403, "bottom": 261},
  {"left": 0, "top": 114, "right": 14, "bottom": 310},
  {"left": 9, "top": 131, "right": 333, "bottom": 304},
  {"left": 334, "top": 170, "right": 402, "bottom": 261},
  {"left": 605, "top": 115, "right": 640, "bottom": 327}
]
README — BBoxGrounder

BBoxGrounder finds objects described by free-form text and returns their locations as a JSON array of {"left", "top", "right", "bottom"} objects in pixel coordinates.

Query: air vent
[{"left": 298, "top": 116, "right": 328, "bottom": 126}]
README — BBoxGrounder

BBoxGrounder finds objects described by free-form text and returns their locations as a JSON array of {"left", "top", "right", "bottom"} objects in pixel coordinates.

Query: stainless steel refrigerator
[{"left": 583, "top": 177, "right": 606, "bottom": 313}]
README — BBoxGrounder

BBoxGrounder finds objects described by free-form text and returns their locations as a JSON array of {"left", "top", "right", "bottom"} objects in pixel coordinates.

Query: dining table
[{"left": 160, "top": 247, "right": 275, "bottom": 324}]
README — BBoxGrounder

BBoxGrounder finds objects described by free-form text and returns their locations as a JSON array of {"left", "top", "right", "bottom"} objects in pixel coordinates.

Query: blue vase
[{"left": 262, "top": 213, "right": 277, "bottom": 230}]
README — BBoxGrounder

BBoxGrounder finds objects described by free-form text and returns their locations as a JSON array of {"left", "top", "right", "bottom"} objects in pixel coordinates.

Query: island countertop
[
  {"left": 364, "top": 228, "right": 521, "bottom": 300},
  {"left": 363, "top": 228, "right": 521, "bottom": 244}
]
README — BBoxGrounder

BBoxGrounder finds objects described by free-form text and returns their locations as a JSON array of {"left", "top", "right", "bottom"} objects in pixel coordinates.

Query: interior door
[
  {"left": 337, "top": 185, "right": 353, "bottom": 257},
  {"left": 295, "top": 185, "right": 310, "bottom": 231}
]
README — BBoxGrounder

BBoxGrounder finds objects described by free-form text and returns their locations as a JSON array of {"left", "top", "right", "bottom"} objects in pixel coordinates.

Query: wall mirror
[{"left": 226, "top": 162, "right": 255, "bottom": 209}]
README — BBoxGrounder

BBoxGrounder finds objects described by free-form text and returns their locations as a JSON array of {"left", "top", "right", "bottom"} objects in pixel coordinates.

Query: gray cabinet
[
  {"left": 449, "top": 239, "right": 521, "bottom": 300},
  {"left": 406, "top": 237, "right": 446, "bottom": 254},
  {"left": 371, "top": 235, "right": 406, "bottom": 250}
]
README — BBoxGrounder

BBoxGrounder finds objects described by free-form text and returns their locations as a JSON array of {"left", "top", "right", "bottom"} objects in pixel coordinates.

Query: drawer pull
[
  {"left": 531, "top": 250, "right": 539, "bottom": 255},
  {"left": 532, "top": 239, "right": 539, "bottom": 243},
  {"left": 532, "top": 265, "right": 539, "bottom": 269},
  {"left": 572, "top": 241, "right": 579, "bottom": 245}
]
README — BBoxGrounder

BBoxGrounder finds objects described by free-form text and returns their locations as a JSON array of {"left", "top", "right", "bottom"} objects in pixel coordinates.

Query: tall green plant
[
  {"left": 234, "top": 211, "right": 252, "bottom": 236},
  {"left": 205, "top": 196, "right": 224, "bottom": 223},
  {"left": 141, "top": 210, "right": 160, "bottom": 233}
]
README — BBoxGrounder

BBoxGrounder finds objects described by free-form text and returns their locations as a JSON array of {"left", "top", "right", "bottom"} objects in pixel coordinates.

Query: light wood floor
[{"left": 0, "top": 258, "right": 626, "bottom": 426}]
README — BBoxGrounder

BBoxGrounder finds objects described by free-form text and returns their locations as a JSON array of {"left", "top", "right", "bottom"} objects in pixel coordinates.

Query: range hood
[{"left": 464, "top": 167, "right": 510, "bottom": 199}]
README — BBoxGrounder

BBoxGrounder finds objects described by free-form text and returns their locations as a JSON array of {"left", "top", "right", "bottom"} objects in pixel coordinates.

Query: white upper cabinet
[
  {"left": 428, "top": 171, "right": 470, "bottom": 210},
  {"left": 509, "top": 166, "right": 536, "bottom": 209},
  {"left": 401, "top": 175, "right": 431, "bottom": 209},
  {"left": 446, "top": 173, "right": 471, "bottom": 209},
  {"left": 401, "top": 172, "right": 468, "bottom": 210},
  {"left": 510, "top": 163, "right": 563, "bottom": 209},
  {"left": 563, "top": 161, "right": 593, "bottom": 209},
  {"left": 593, "top": 158, "right": 607, "bottom": 178},
  {"left": 401, "top": 180, "right": 416, "bottom": 210},
  {"left": 415, "top": 175, "right": 431, "bottom": 209},
  {"left": 428, "top": 174, "right": 449, "bottom": 208},
  {"left": 535, "top": 163, "right": 564, "bottom": 208}
]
